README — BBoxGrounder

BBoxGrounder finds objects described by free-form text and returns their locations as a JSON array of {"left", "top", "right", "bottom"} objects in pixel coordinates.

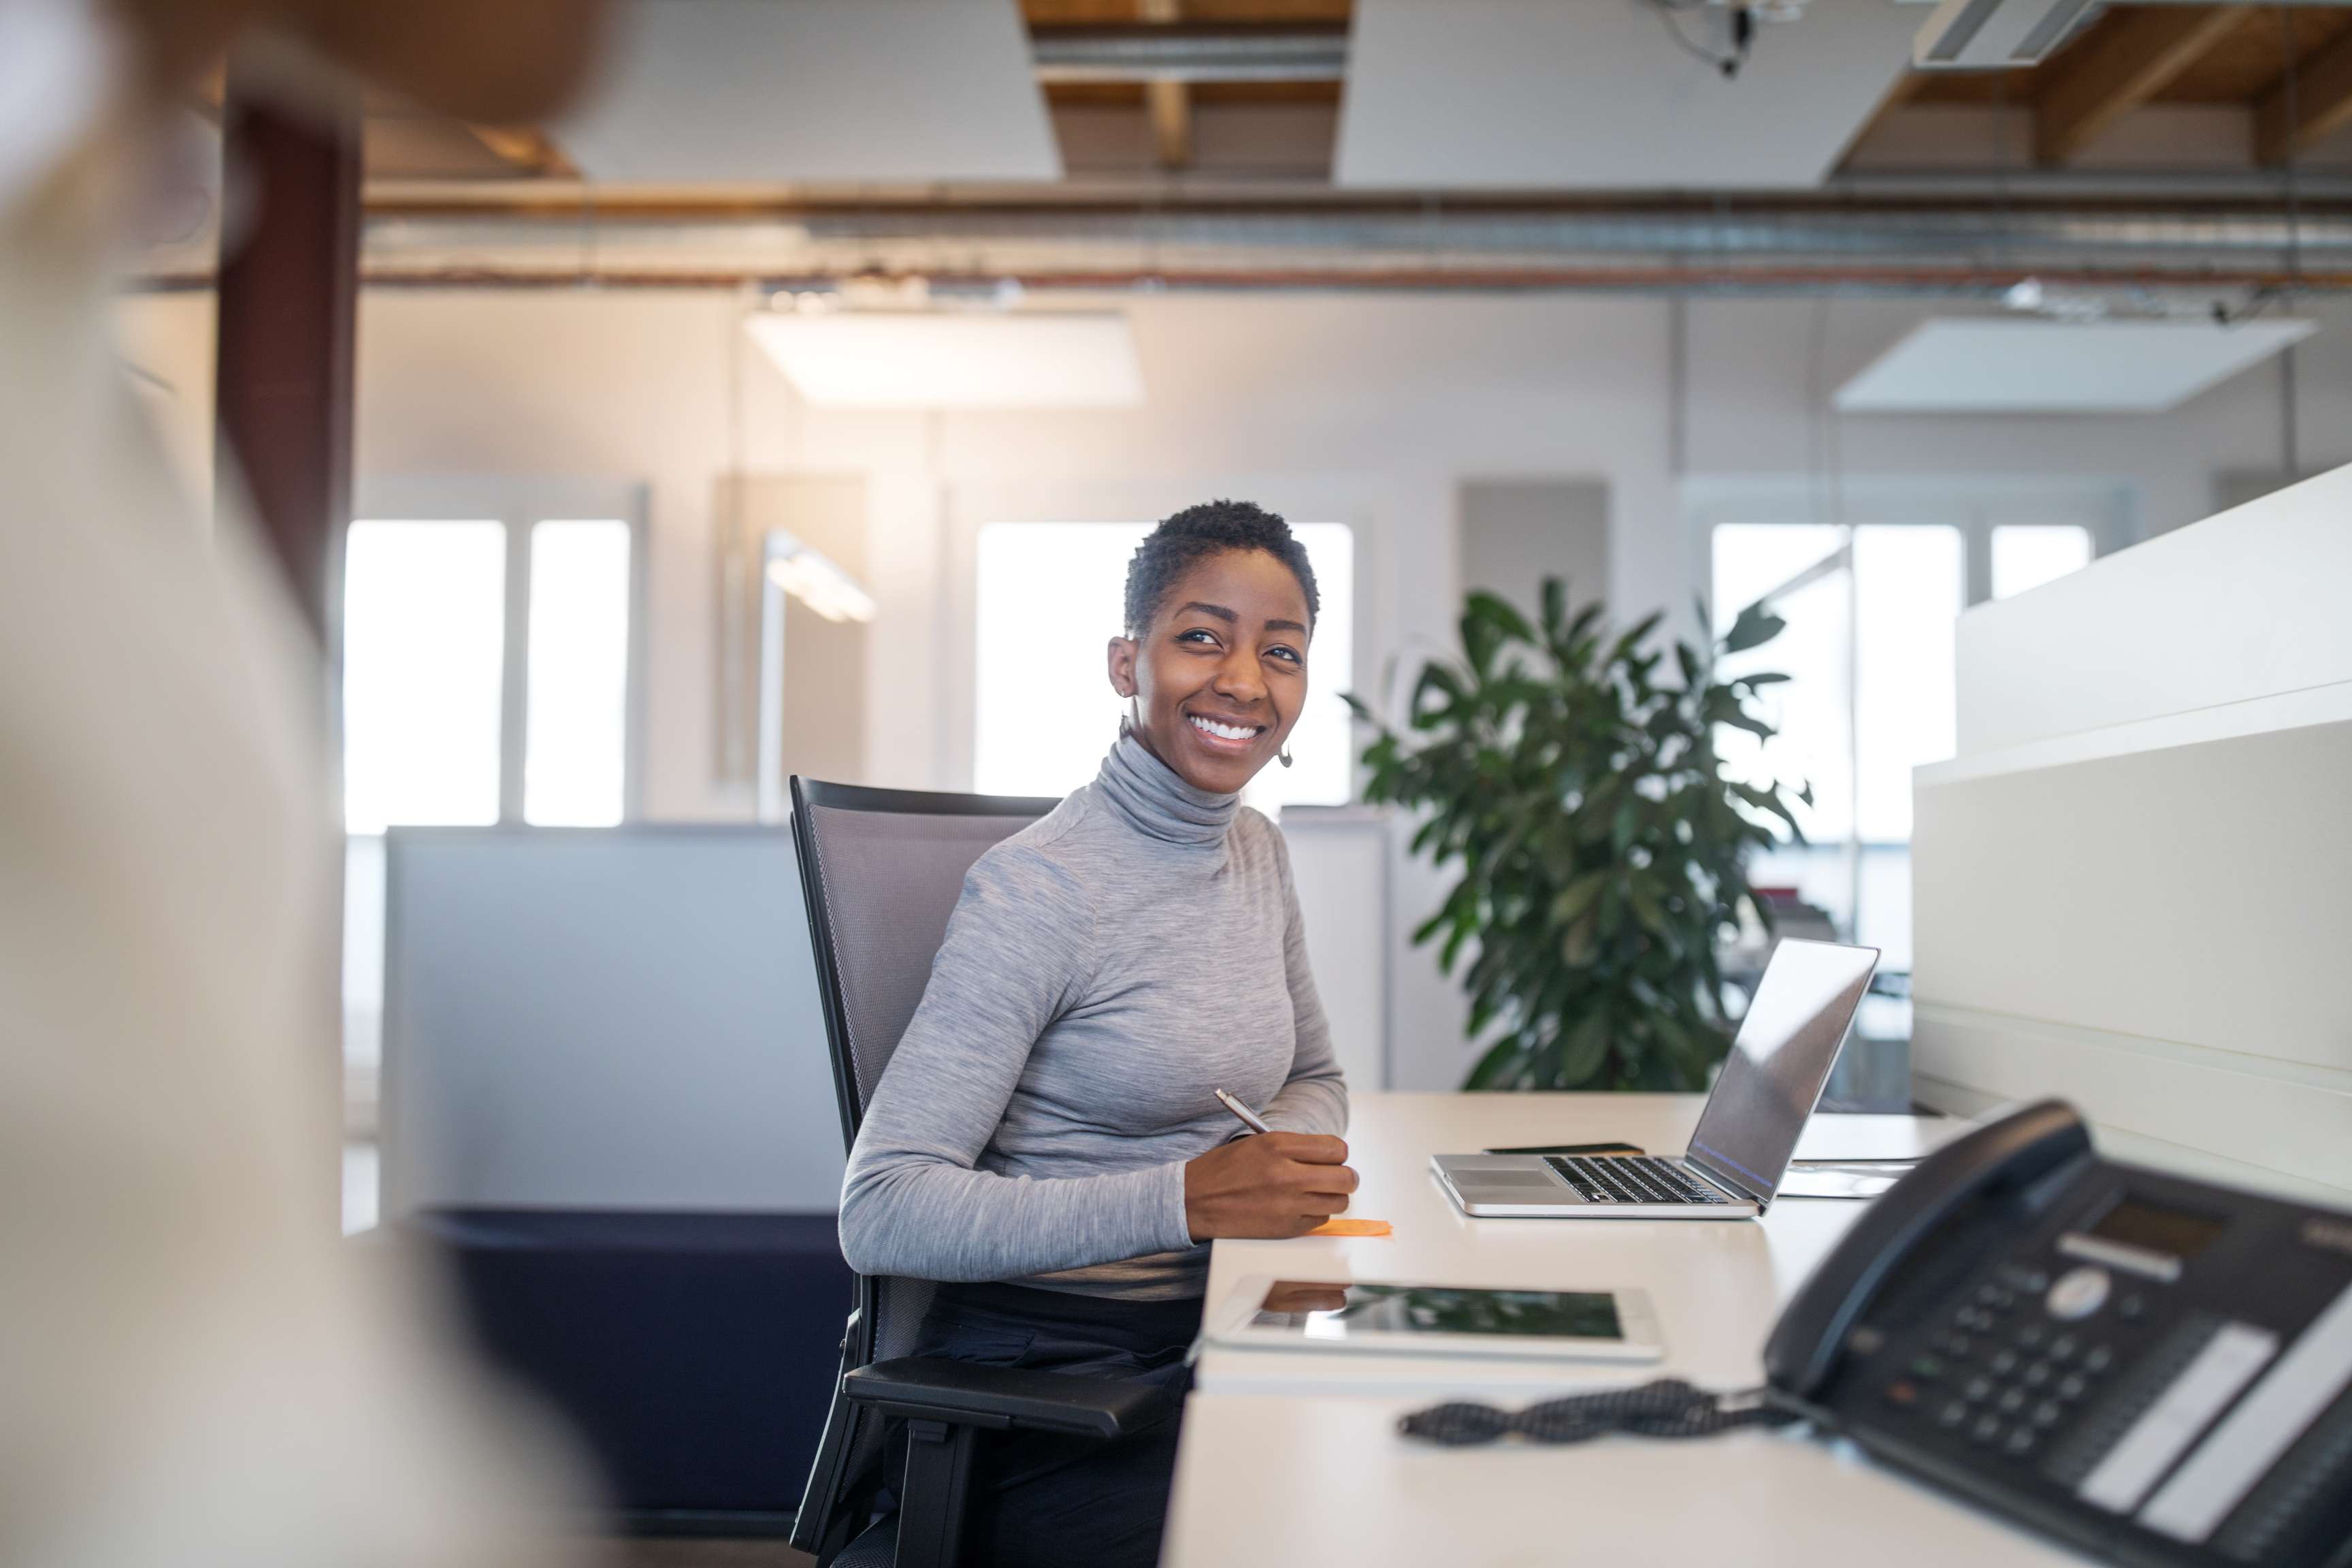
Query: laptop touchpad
[{"left": 1475, "top": 1169, "right": 1572, "bottom": 1192}]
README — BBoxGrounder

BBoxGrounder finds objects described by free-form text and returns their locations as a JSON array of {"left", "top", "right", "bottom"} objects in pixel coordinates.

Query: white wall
[{"left": 116, "top": 282, "right": 2352, "bottom": 1090}]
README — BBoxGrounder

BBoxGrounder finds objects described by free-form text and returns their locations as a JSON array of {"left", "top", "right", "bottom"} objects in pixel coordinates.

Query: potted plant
[{"left": 1346, "top": 578, "right": 1806, "bottom": 1092}]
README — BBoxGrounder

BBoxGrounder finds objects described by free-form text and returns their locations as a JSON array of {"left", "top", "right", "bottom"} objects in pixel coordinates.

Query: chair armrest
[{"left": 843, "top": 1357, "right": 1177, "bottom": 1440}]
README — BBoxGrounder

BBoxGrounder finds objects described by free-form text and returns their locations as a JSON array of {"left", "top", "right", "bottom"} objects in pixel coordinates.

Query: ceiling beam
[
  {"left": 2034, "top": 5, "right": 2246, "bottom": 165},
  {"left": 2256, "top": 22, "right": 2352, "bottom": 164},
  {"left": 1146, "top": 78, "right": 1193, "bottom": 167},
  {"left": 466, "top": 124, "right": 578, "bottom": 178},
  {"left": 1139, "top": 0, "right": 1190, "bottom": 169}
]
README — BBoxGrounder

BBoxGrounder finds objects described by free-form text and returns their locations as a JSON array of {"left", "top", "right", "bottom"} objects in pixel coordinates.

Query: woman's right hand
[{"left": 1182, "top": 1132, "right": 1358, "bottom": 1241}]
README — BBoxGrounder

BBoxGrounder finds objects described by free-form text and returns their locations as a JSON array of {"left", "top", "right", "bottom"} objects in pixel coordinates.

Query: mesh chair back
[
  {"left": 788, "top": 777, "right": 1057, "bottom": 1554},
  {"left": 790, "top": 781, "right": 1054, "bottom": 1143}
]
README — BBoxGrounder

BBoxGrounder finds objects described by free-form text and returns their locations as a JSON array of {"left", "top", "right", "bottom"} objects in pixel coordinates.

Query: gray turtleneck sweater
[{"left": 837, "top": 736, "right": 1349, "bottom": 1300}]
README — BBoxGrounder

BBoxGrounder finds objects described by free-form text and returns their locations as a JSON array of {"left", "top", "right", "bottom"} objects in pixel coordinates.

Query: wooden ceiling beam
[
  {"left": 1139, "top": 0, "right": 1191, "bottom": 170},
  {"left": 2034, "top": 5, "right": 2246, "bottom": 165},
  {"left": 465, "top": 124, "right": 578, "bottom": 179},
  {"left": 2256, "top": 23, "right": 2352, "bottom": 164}
]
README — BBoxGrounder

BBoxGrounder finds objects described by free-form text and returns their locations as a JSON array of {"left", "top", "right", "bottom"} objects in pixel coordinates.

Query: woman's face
[{"left": 1108, "top": 548, "right": 1313, "bottom": 796}]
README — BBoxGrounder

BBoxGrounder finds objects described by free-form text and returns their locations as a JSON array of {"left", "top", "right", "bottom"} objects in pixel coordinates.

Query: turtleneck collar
[{"left": 1095, "top": 729, "right": 1239, "bottom": 847}]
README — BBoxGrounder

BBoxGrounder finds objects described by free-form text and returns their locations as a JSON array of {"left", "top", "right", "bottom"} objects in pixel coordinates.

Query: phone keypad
[{"left": 1886, "top": 1262, "right": 2124, "bottom": 1463}]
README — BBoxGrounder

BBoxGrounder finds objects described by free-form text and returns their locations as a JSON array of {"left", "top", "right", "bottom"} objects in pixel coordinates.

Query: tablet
[{"left": 1205, "top": 1277, "right": 1665, "bottom": 1362}]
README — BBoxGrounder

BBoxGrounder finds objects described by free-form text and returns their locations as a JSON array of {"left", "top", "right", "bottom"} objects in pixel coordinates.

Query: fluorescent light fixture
[
  {"left": 764, "top": 535, "right": 875, "bottom": 623},
  {"left": 1836, "top": 318, "right": 2319, "bottom": 414},
  {"left": 745, "top": 311, "right": 1145, "bottom": 409}
]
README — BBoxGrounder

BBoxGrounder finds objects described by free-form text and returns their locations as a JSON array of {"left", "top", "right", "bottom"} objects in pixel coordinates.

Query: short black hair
[{"left": 1123, "top": 499, "right": 1320, "bottom": 638}]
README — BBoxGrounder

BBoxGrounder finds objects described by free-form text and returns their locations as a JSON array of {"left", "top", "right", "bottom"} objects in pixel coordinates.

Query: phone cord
[{"left": 1398, "top": 1379, "right": 1798, "bottom": 1447}]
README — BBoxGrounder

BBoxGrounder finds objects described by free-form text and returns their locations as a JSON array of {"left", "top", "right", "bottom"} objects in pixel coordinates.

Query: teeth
[{"left": 1189, "top": 715, "right": 1258, "bottom": 742}]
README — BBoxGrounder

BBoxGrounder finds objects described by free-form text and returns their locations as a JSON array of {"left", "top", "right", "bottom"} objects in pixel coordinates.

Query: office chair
[{"left": 786, "top": 777, "right": 1182, "bottom": 1568}]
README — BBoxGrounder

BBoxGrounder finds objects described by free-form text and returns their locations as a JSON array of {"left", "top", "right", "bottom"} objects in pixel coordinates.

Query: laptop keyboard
[{"left": 1544, "top": 1154, "right": 1735, "bottom": 1205}]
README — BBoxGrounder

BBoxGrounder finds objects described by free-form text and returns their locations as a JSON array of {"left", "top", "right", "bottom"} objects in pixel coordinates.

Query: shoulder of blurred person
[{"left": 0, "top": 3, "right": 603, "bottom": 1563}]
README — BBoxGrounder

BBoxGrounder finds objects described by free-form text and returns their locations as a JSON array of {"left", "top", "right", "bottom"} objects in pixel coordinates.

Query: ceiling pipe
[
  {"left": 355, "top": 201, "right": 2352, "bottom": 282},
  {"left": 311, "top": 263, "right": 2352, "bottom": 295},
  {"left": 1028, "top": 24, "right": 1349, "bottom": 84}
]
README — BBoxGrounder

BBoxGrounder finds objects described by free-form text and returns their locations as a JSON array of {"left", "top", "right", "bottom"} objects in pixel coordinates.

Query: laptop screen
[{"left": 1684, "top": 939, "right": 1879, "bottom": 1201}]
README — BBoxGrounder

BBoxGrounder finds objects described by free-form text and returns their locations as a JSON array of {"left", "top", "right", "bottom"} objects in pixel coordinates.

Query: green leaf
[
  {"left": 1548, "top": 871, "right": 1607, "bottom": 927},
  {"left": 1627, "top": 876, "right": 1665, "bottom": 934},
  {"left": 1720, "top": 600, "right": 1784, "bottom": 655},
  {"left": 1561, "top": 911, "right": 1599, "bottom": 967},
  {"left": 1464, "top": 589, "right": 1537, "bottom": 647},
  {"left": 1605, "top": 610, "right": 1665, "bottom": 670},
  {"left": 1554, "top": 1011, "right": 1610, "bottom": 1089}
]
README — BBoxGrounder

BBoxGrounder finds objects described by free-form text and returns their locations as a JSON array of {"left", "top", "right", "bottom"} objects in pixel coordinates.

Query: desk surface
[{"left": 1165, "top": 1092, "right": 2083, "bottom": 1567}]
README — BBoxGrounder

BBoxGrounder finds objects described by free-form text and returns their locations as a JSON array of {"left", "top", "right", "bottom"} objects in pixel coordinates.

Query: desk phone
[{"left": 1767, "top": 1100, "right": 2352, "bottom": 1567}]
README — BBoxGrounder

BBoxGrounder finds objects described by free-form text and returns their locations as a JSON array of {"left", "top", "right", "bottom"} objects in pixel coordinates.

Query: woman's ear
[{"left": 1107, "top": 635, "right": 1139, "bottom": 698}]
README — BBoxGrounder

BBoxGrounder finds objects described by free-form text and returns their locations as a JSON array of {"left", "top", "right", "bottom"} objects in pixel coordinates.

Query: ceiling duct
[
  {"left": 349, "top": 199, "right": 2352, "bottom": 294},
  {"left": 1029, "top": 24, "right": 1348, "bottom": 84},
  {"left": 1913, "top": 0, "right": 2352, "bottom": 69},
  {"left": 1913, "top": 0, "right": 2096, "bottom": 69}
]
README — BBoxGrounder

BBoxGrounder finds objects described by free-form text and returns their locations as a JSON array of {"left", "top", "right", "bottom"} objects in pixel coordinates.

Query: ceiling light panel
[
  {"left": 745, "top": 312, "right": 1146, "bottom": 409},
  {"left": 1836, "top": 318, "right": 2319, "bottom": 414},
  {"left": 1335, "top": 0, "right": 1918, "bottom": 190},
  {"left": 560, "top": 0, "right": 1060, "bottom": 184}
]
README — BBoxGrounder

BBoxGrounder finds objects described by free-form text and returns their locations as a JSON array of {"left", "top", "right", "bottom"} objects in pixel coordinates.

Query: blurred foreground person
[{"left": 0, "top": 1, "right": 603, "bottom": 1563}]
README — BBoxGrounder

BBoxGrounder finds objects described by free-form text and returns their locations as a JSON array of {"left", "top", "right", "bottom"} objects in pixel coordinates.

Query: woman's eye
[
  {"left": 1177, "top": 628, "right": 1219, "bottom": 647},
  {"left": 1267, "top": 644, "right": 1303, "bottom": 665}
]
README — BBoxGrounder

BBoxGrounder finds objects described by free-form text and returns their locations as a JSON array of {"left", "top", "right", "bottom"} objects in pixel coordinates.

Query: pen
[{"left": 1213, "top": 1088, "right": 1273, "bottom": 1135}]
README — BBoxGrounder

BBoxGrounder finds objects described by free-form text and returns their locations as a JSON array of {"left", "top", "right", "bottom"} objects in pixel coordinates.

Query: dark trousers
[{"left": 902, "top": 1280, "right": 1202, "bottom": 1568}]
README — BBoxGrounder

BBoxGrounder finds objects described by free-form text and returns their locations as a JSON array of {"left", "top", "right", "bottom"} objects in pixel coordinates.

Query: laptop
[{"left": 1430, "top": 938, "right": 1880, "bottom": 1220}]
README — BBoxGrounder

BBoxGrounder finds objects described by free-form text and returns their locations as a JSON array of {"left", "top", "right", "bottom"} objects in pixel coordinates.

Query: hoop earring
[{"left": 1278, "top": 745, "right": 1294, "bottom": 768}]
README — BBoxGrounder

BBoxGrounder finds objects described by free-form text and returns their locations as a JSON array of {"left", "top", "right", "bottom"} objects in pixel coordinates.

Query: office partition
[
  {"left": 382, "top": 826, "right": 845, "bottom": 1219},
  {"left": 1911, "top": 463, "right": 2352, "bottom": 1203}
]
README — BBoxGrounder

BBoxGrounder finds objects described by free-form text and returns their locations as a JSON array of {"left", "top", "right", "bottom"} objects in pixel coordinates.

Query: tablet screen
[{"left": 1248, "top": 1281, "right": 1624, "bottom": 1343}]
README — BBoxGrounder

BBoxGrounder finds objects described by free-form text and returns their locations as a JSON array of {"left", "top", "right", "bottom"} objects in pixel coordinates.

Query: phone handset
[{"left": 1763, "top": 1099, "right": 2091, "bottom": 1401}]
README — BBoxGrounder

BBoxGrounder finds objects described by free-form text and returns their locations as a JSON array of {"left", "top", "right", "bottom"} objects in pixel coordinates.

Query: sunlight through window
[
  {"left": 525, "top": 520, "right": 631, "bottom": 826},
  {"left": 342, "top": 521, "right": 506, "bottom": 834}
]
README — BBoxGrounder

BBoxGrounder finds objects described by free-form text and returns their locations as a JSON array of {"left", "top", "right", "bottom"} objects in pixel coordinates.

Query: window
[
  {"left": 342, "top": 512, "right": 635, "bottom": 832},
  {"left": 974, "top": 521, "right": 1355, "bottom": 810},
  {"left": 1703, "top": 492, "right": 2119, "bottom": 975},
  {"left": 524, "top": 520, "right": 633, "bottom": 827},
  {"left": 342, "top": 521, "right": 507, "bottom": 834},
  {"left": 340, "top": 483, "right": 642, "bottom": 1232},
  {"left": 1714, "top": 524, "right": 1963, "bottom": 847}
]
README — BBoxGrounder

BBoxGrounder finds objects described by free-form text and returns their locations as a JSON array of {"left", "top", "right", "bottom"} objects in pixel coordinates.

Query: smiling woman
[
  {"left": 838, "top": 500, "right": 1352, "bottom": 1568},
  {"left": 973, "top": 517, "right": 1354, "bottom": 807},
  {"left": 1107, "top": 504, "right": 1320, "bottom": 796}
]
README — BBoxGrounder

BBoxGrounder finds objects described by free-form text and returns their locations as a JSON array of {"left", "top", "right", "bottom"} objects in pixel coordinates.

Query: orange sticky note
[{"left": 1306, "top": 1218, "right": 1392, "bottom": 1238}]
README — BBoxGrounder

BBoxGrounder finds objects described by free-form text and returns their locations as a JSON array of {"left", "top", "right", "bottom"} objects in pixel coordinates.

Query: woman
[{"left": 839, "top": 499, "right": 1355, "bottom": 1567}]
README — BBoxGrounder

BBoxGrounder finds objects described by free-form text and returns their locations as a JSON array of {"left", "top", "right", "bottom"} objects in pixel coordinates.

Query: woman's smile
[{"left": 1183, "top": 709, "right": 1267, "bottom": 753}]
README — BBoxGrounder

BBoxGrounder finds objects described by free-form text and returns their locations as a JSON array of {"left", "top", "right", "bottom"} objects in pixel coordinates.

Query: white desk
[{"left": 1164, "top": 1092, "right": 2082, "bottom": 1566}]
